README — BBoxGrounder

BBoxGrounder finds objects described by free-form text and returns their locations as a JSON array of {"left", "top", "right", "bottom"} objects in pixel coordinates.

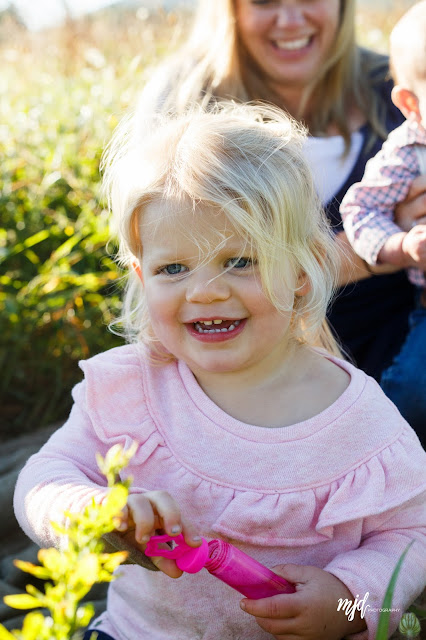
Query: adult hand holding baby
[
  {"left": 395, "top": 175, "right": 426, "bottom": 230},
  {"left": 240, "top": 564, "right": 366, "bottom": 640},
  {"left": 401, "top": 224, "right": 426, "bottom": 269},
  {"left": 115, "top": 490, "right": 202, "bottom": 578}
]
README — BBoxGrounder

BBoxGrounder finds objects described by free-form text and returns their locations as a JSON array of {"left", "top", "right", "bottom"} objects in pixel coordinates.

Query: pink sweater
[{"left": 14, "top": 345, "right": 426, "bottom": 640}]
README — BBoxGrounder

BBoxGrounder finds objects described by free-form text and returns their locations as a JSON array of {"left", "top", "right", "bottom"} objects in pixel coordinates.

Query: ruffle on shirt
[
  {"left": 210, "top": 428, "right": 425, "bottom": 545},
  {"left": 77, "top": 345, "right": 164, "bottom": 466},
  {"left": 77, "top": 346, "right": 426, "bottom": 547}
]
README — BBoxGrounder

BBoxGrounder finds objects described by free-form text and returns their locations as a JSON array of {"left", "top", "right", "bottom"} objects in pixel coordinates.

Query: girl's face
[
  {"left": 235, "top": 0, "right": 340, "bottom": 94},
  {"left": 140, "top": 198, "right": 298, "bottom": 381}
]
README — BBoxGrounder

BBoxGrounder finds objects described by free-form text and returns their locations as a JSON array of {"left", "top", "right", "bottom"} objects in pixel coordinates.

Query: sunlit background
[
  {"left": 0, "top": 0, "right": 192, "bottom": 30},
  {"left": 0, "top": 0, "right": 415, "bottom": 31}
]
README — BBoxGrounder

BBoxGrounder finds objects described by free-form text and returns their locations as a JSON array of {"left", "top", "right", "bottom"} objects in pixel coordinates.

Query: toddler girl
[{"left": 14, "top": 104, "right": 426, "bottom": 640}]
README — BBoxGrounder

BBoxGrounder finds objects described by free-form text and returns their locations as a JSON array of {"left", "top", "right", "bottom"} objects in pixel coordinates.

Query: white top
[{"left": 304, "top": 132, "right": 363, "bottom": 204}]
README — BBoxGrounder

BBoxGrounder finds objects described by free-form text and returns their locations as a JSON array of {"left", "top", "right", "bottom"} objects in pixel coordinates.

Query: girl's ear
[
  {"left": 391, "top": 86, "right": 421, "bottom": 122},
  {"left": 295, "top": 271, "right": 311, "bottom": 297},
  {"left": 132, "top": 259, "right": 144, "bottom": 285}
]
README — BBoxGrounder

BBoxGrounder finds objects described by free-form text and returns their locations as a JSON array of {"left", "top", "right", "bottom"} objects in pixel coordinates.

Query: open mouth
[
  {"left": 193, "top": 319, "right": 242, "bottom": 334},
  {"left": 185, "top": 318, "right": 247, "bottom": 341},
  {"left": 272, "top": 36, "right": 312, "bottom": 51}
]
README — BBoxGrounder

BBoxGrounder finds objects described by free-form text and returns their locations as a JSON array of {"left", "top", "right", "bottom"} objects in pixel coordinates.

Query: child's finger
[
  {"left": 180, "top": 518, "right": 203, "bottom": 547},
  {"left": 126, "top": 494, "right": 156, "bottom": 543},
  {"left": 143, "top": 490, "right": 184, "bottom": 537},
  {"left": 114, "top": 505, "right": 129, "bottom": 532},
  {"left": 240, "top": 593, "right": 299, "bottom": 620},
  {"left": 149, "top": 556, "right": 183, "bottom": 579}
]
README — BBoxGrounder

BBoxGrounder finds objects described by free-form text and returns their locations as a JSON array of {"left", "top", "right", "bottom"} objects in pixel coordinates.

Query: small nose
[
  {"left": 185, "top": 271, "right": 231, "bottom": 304},
  {"left": 275, "top": 4, "right": 304, "bottom": 28}
]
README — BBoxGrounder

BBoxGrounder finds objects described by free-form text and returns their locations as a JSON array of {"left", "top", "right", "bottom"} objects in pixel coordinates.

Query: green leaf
[
  {"left": 375, "top": 542, "right": 414, "bottom": 640},
  {"left": 21, "top": 611, "right": 47, "bottom": 639},
  {"left": 408, "top": 604, "right": 426, "bottom": 619},
  {"left": 101, "top": 551, "right": 128, "bottom": 572},
  {"left": 0, "top": 625, "right": 16, "bottom": 639},
  {"left": 70, "top": 553, "right": 99, "bottom": 587},
  {"left": 14, "top": 560, "right": 50, "bottom": 580},
  {"left": 38, "top": 548, "right": 68, "bottom": 575},
  {"left": 0, "top": 230, "right": 50, "bottom": 263},
  {"left": 75, "top": 603, "right": 95, "bottom": 627},
  {"left": 3, "top": 594, "right": 43, "bottom": 610}
]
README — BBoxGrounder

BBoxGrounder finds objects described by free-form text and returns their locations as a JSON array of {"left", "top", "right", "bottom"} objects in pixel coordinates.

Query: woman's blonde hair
[
  {"left": 103, "top": 103, "right": 341, "bottom": 357},
  {"left": 139, "top": 0, "right": 389, "bottom": 147}
]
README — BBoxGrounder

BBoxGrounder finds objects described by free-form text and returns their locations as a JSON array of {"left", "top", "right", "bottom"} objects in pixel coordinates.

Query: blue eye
[
  {"left": 226, "top": 257, "right": 255, "bottom": 269},
  {"left": 161, "top": 264, "right": 188, "bottom": 275}
]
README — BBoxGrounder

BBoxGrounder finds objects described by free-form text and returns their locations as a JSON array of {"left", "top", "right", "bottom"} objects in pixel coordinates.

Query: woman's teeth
[
  {"left": 275, "top": 37, "right": 310, "bottom": 50},
  {"left": 194, "top": 319, "right": 241, "bottom": 334}
]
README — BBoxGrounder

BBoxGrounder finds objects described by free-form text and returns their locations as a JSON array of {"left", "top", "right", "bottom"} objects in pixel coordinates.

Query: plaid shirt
[{"left": 341, "top": 119, "right": 426, "bottom": 287}]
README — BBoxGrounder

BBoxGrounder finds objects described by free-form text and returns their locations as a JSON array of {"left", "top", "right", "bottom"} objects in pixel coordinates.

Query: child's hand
[
  {"left": 395, "top": 174, "right": 426, "bottom": 231},
  {"left": 240, "top": 564, "right": 367, "bottom": 640},
  {"left": 115, "top": 490, "right": 202, "bottom": 578},
  {"left": 402, "top": 224, "right": 426, "bottom": 268}
]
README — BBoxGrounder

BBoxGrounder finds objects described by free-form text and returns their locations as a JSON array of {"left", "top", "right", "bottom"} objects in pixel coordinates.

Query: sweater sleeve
[
  {"left": 13, "top": 380, "right": 112, "bottom": 548},
  {"left": 325, "top": 491, "right": 426, "bottom": 640},
  {"left": 13, "top": 345, "right": 159, "bottom": 549}
]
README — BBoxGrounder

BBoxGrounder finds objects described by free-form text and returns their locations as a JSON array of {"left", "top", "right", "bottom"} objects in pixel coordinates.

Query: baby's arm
[
  {"left": 241, "top": 564, "right": 366, "bottom": 640},
  {"left": 341, "top": 140, "right": 420, "bottom": 267},
  {"left": 14, "top": 380, "right": 201, "bottom": 576},
  {"left": 378, "top": 224, "right": 426, "bottom": 269},
  {"left": 323, "top": 493, "right": 426, "bottom": 639},
  {"left": 241, "top": 492, "right": 425, "bottom": 640},
  {"left": 14, "top": 383, "right": 112, "bottom": 549}
]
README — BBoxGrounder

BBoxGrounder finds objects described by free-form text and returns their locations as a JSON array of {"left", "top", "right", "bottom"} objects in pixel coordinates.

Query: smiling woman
[{"left": 234, "top": 0, "right": 340, "bottom": 114}]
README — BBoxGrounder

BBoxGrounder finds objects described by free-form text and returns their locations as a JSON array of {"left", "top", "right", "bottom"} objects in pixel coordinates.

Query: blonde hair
[
  {"left": 103, "top": 103, "right": 341, "bottom": 357},
  {"left": 139, "top": 0, "right": 389, "bottom": 147},
  {"left": 390, "top": 1, "right": 426, "bottom": 90}
]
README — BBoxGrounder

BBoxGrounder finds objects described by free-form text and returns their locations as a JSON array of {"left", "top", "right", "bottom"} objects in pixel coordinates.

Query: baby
[{"left": 341, "top": 0, "right": 426, "bottom": 444}]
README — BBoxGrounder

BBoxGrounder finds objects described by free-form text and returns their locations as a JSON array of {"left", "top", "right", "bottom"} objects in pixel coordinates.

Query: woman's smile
[{"left": 235, "top": 0, "right": 340, "bottom": 95}]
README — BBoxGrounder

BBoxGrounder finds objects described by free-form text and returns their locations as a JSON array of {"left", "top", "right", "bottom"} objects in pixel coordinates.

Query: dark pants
[
  {"left": 380, "top": 303, "right": 426, "bottom": 449},
  {"left": 83, "top": 631, "right": 115, "bottom": 640}
]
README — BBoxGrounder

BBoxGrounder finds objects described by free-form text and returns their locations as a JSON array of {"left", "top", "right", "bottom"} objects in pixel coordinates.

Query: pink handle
[
  {"left": 145, "top": 533, "right": 210, "bottom": 573},
  {"left": 145, "top": 534, "right": 188, "bottom": 559}
]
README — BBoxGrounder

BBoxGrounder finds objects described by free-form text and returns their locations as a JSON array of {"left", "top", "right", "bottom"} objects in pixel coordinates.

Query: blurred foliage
[
  {"left": 0, "top": 7, "right": 189, "bottom": 439},
  {"left": 0, "top": 443, "right": 136, "bottom": 640},
  {"left": 0, "top": 2, "right": 405, "bottom": 439}
]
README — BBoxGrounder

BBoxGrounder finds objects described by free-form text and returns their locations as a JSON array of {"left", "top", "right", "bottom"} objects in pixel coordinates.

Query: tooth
[
  {"left": 228, "top": 324, "right": 235, "bottom": 331},
  {"left": 276, "top": 37, "right": 309, "bottom": 50},
  {"left": 213, "top": 319, "right": 222, "bottom": 325},
  {"left": 203, "top": 320, "right": 213, "bottom": 326}
]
